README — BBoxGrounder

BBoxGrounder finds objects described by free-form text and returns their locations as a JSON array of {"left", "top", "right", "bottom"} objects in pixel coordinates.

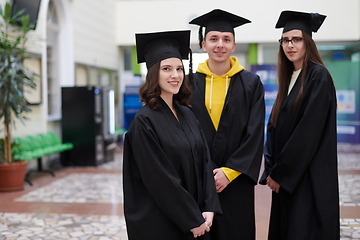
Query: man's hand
[
  {"left": 213, "top": 168, "right": 230, "bottom": 193},
  {"left": 266, "top": 176, "right": 280, "bottom": 193}
]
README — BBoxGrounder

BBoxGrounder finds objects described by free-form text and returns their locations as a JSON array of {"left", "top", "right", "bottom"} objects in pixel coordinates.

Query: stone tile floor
[
  {"left": 12, "top": 172, "right": 360, "bottom": 207},
  {"left": 0, "top": 212, "right": 127, "bottom": 240},
  {"left": 14, "top": 174, "right": 123, "bottom": 204},
  {"left": 340, "top": 175, "right": 360, "bottom": 207},
  {"left": 0, "top": 144, "right": 359, "bottom": 240}
]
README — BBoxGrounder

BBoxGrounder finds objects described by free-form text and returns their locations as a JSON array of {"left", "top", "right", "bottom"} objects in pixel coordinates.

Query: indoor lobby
[{"left": 0, "top": 143, "right": 360, "bottom": 240}]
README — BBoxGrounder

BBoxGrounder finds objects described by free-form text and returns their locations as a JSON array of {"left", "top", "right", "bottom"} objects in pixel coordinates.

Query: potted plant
[{"left": 0, "top": 2, "right": 37, "bottom": 191}]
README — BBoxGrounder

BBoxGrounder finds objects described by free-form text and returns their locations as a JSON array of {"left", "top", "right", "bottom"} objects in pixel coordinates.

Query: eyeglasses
[{"left": 279, "top": 37, "right": 304, "bottom": 46}]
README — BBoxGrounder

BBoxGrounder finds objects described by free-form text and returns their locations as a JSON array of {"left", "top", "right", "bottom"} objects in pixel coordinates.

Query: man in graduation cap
[
  {"left": 259, "top": 10, "right": 340, "bottom": 240},
  {"left": 123, "top": 30, "right": 222, "bottom": 240},
  {"left": 189, "top": 9, "right": 265, "bottom": 240}
]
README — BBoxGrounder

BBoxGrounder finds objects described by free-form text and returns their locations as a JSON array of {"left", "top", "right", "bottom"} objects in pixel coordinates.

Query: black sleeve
[
  {"left": 126, "top": 116, "right": 205, "bottom": 232},
  {"left": 269, "top": 68, "right": 335, "bottom": 193},
  {"left": 225, "top": 73, "right": 265, "bottom": 184},
  {"left": 259, "top": 117, "right": 276, "bottom": 184}
]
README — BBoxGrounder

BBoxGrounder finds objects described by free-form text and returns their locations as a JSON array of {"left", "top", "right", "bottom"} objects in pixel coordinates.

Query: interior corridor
[{"left": 0, "top": 143, "right": 359, "bottom": 239}]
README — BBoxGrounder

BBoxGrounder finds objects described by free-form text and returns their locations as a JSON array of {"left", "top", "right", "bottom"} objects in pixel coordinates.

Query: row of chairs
[
  {"left": 12, "top": 132, "right": 73, "bottom": 185},
  {"left": 13, "top": 132, "right": 73, "bottom": 161}
]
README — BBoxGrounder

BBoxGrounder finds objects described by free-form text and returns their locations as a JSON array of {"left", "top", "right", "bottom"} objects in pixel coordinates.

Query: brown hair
[
  {"left": 139, "top": 61, "right": 192, "bottom": 109},
  {"left": 271, "top": 31, "right": 325, "bottom": 127}
]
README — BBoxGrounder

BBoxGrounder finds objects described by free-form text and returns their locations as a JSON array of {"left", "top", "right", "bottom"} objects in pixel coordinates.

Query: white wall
[
  {"left": 53, "top": 0, "right": 75, "bottom": 87},
  {"left": 1, "top": 0, "right": 121, "bottom": 138},
  {"left": 2, "top": 0, "right": 359, "bottom": 138},
  {"left": 72, "top": 0, "right": 118, "bottom": 70},
  {"left": 115, "top": 0, "right": 360, "bottom": 46}
]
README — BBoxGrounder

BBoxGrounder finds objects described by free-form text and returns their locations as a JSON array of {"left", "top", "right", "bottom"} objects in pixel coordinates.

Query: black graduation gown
[
  {"left": 259, "top": 63, "right": 340, "bottom": 240},
  {"left": 123, "top": 97, "right": 222, "bottom": 240},
  {"left": 189, "top": 70, "right": 265, "bottom": 240}
]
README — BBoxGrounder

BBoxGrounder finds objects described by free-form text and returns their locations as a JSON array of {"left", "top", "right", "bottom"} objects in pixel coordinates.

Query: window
[
  {"left": 24, "top": 55, "right": 42, "bottom": 104},
  {"left": 47, "top": 0, "right": 60, "bottom": 119}
]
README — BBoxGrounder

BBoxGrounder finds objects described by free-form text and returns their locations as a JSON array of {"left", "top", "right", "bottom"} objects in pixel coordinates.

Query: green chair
[
  {"left": 25, "top": 135, "right": 52, "bottom": 157},
  {"left": 23, "top": 134, "right": 56, "bottom": 183},
  {"left": 12, "top": 137, "right": 35, "bottom": 161},
  {"left": 37, "top": 133, "right": 59, "bottom": 154},
  {"left": 47, "top": 132, "right": 74, "bottom": 152},
  {"left": 115, "top": 126, "right": 126, "bottom": 136}
]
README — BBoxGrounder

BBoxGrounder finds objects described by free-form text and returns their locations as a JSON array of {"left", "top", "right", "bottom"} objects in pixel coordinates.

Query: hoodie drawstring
[
  {"left": 225, "top": 74, "right": 229, "bottom": 94},
  {"left": 210, "top": 74, "right": 214, "bottom": 113}
]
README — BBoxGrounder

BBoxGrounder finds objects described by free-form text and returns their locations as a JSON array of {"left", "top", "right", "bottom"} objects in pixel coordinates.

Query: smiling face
[
  {"left": 202, "top": 31, "right": 236, "bottom": 64},
  {"left": 281, "top": 29, "right": 306, "bottom": 70},
  {"left": 158, "top": 57, "right": 184, "bottom": 99}
]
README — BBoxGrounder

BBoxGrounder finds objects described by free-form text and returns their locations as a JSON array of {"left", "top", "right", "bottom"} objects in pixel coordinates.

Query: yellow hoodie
[
  {"left": 197, "top": 56, "right": 244, "bottom": 130},
  {"left": 196, "top": 56, "right": 244, "bottom": 182}
]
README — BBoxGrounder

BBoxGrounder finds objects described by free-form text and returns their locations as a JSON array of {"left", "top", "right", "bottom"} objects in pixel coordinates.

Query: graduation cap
[
  {"left": 189, "top": 9, "right": 251, "bottom": 48},
  {"left": 275, "top": 10, "right": 326, "bottom": 37},
  {"left": 135, "top": 30, "right": 191, "bottom": 69}
]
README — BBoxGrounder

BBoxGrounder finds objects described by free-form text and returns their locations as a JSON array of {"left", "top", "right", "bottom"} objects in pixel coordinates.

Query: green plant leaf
[
  {"left": 21, "top": 15, "right": 30, "bottom": 30},
  {"left": 0, "top": 2, "right": 37, "bottom": 163},
  {"left": 3, "top": 2, "right": 12, "bottom": 22},
  {"left": 10, "top": 9, "right": 25, "bottom": 20}
]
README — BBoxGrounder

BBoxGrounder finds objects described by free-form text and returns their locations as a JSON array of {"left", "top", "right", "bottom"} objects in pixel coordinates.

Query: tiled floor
[
  {"left": 14, "top": 173, "right": 123, "bottom": 204},
  {"left": 0, "top": 143, "right": 359, "bottom": 240}
]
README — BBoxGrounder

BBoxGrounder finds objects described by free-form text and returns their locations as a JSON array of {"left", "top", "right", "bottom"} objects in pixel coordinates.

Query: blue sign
[{"left": 251, "top": 64, "right": 278, "bottom": 133}]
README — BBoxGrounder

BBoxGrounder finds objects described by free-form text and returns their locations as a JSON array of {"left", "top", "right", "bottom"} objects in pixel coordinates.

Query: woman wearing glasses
[{"left": 259, "top": 10, "right": 340, "bottom": 239}]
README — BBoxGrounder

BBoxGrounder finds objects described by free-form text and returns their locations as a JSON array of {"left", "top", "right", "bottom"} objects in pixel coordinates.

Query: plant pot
[{"left": 0, "top": 161, "right": 28, "bottom": 191}]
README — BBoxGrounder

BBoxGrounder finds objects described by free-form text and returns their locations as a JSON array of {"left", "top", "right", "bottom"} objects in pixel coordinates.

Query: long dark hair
[
  {"left": 271, "top": 31, "right": 325, "bottom": 127},
  {"left": 139, "top": 61, "right": 192, "bottom": 109}
]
